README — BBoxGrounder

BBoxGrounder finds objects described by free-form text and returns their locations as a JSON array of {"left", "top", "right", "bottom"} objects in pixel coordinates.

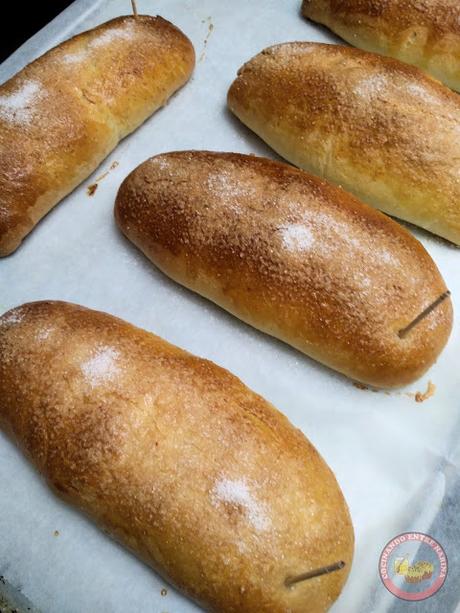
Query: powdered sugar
[
  {"left": 353, "top": 74, "right": 388, "bottom": 99},
  {"left": 35, "top": 327, "right": 52, "bottom": 341},
  {"left": 268, "top": 43, "right": 315, "bottom": 58},
  {"left": 207, "top": 171, "right": 256, "bottom": 201},
  {"left": 61, "top": 22, "right": 136, "bottom": 65},
  {"left": 90, "top": 23, "right": 136, "bottom": 48},
  {"left": 80, "top": 346, "right": 120, "bottom": 388},
  {"left": 62, "top": 49, "right": 88, "bottom": 65},
  {"left": 211, "top": 477, "right": 271, "bottom": 531},
  {"left": 291, "top": 210, "right": 401, "bottom": 268},
  {"left": 279, "top": 223, "right": 314, "bottom": 252},
  {"left": 154, "top": 157, "right": 174, "bottom": 171},
  {"left": 0, "top": 309, "right": 25, "bottom": 326},
  {"left": 206, "top": 171, "right": 259, "bottom": 214},
  {"left": 406, "top": 82, "right": 441, "bottom": 106},
  {"left": 0, "top": 80, "right": 43, "bottom": 125},
  {"left": 379, "top": 249, "right": 399, "bottom": 266}
]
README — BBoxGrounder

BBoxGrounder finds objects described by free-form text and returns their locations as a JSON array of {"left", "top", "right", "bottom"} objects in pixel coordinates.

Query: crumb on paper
[
  {"left": 95, "top": 170, "right": 109, "bottom": 183},
  {"left": 415, "top": 381, "right": 436, "bottom": 403},
  {"left": 54, "top": 530, "right": 59, "bottom": 537},
  {"left": 353, "top": 382, "right": 368, "bottom": 390},
  {"left": 160, "top": 588, "right": 168, "bottom": 597},
  {"left": 199, "top": 17, "right": 214, "bottom": 62},
  {"left": 91, "top": 161, "right": 120, "bottom": 187}
]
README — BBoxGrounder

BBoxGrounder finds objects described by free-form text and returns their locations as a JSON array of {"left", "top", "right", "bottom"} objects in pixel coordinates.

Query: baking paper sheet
[{"left": 1, "top": 1, "right": 459, "bottom": 611}]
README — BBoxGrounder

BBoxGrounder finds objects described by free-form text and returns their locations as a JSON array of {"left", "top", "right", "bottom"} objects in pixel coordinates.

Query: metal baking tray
[{"left": 1, "top": 1, "right": 459, "bottom": 611}]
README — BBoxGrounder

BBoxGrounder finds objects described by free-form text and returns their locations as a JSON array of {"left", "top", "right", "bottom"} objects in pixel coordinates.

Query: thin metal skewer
[
  {"left": 285, "top": 560, "right": 346, "bottom": 587},
  {"left": 131, "top": 0, "right": 138, "bottom": 17},
  {"left": 398, "top": 290, "right": 451, "bottom": 339}
]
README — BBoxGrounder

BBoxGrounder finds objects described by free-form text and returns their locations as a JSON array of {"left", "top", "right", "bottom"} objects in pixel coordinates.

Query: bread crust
[
  {"left": 302, "top": 0, "right": 460, "bottom": 92},
  {"left": 0, "top": 300, "right": 354, "bottom": 613},
  {"left": 0, "top": 16, "right": 195, "bottom": 256},
  {"left": 115, "top": 151, "right": 452, "bottom": 388},
  {"left": 227, "top": 42, "right": 460, "bottom": 245}
]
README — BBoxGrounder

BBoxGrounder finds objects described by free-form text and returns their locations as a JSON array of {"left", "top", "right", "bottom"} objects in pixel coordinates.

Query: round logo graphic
[{"left": 379, "top": 532, "right": 448, "bottom": 601}]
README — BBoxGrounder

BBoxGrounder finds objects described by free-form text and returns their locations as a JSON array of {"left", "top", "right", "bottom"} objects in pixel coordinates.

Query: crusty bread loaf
[
  {"left": 0, "top": 16, "right": 194, "bottom": 256},
  {"left": 227, "top": 43, "right": 460, "bottom": 245},
  {"left": 115, "top": 151, "right": 452, "bottom": 389},
  {"left": 0, "top": 301, "right": 353, "bottom": 613},
  {"left": 301, "top": 0, "right": 460, "bottom": 92}
]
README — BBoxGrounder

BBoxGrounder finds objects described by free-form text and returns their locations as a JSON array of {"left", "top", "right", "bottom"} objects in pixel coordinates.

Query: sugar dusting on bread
[
  {"left": 280, "top": 223, "right": 315, "bottom": 252},
  {"left": 0, "top": 80, "right": 43, "bottom": 125},
  {"left": 353, "top": 73, "right": 389, "bottom": 99},
  {"left": 36, "top": 327, "right": 52, "bottom": 341},
  {"left": 212, "top": 477, "right": 271, "bottom": 532},
  {"left": 206, "top": 169, "right": 258, "bottom": 214},
  {"left": 130, "top": 152, "right": 432, "bottom": 320},
  {"left": 0, "top": 307, "right": 26, "bottom": 326},
  {"left": 280, "top": 209, "right": 399, "bottom": 272},
  {"left": 405, "top": 83, "right": 442, "bottom": 106},
  {"left": 80, "top": 346, "right": 120, "bottom": 388},
  {"left": 62, "top": 49, "right": 88, "bottom": 65},
  {"left": 90, "top": 21, "right": 136, "bottom": 48},
  {"left": 355, "top": 76, "right": 442, "bottom": 107},
  {"left": 62, "top": 21, "right": 136, "bottom": 64}
]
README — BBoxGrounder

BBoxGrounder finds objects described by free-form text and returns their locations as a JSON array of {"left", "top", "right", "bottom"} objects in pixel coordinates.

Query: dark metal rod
[
  {"left": 398, "top": 291, "right": 451, "bottom": 339},
  {"left": 131, "top": 0, "right": 138, "bottom": 17},
  {"left": 285, "top": 560, "right": 346, "bottom": 587}
]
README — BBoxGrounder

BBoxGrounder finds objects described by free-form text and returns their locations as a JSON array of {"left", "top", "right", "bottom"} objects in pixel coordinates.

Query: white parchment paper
[{"left": 1, "top": 1, "right": 459, "bottom": 612}]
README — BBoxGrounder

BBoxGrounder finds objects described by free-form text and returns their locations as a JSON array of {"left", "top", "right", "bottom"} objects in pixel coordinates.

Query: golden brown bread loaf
[
  {"left": 0, "top": 15, "right": 195, "bottom": 256},
  {"left": 115, "top": 151, "right": 452, "bottom": 388},
  {"left": 301, "top": 0, "right": 460, "bottom": 92},
  {"left": 0, "top": 300, "right": 354, "bottom": 613},
  {"left": 227, "top": 43, "right": 460, "bottom": 245}
]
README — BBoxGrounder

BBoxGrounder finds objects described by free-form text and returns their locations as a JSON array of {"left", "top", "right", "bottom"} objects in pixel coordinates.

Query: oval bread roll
[
  {"left": 301, "top": 0, "right": 460, "bottom": 92},
  {"left": 115, "top": 151, "right": 452, "bottom": 389},
  {"left": 0, "top": 16, "right": 195, "bottom": 256},
  {"left": 0, "top": 301, "right": 354, "bottom": 613},
  {"left": 227, "top": 43, "right": 460, "bottom": 245}
]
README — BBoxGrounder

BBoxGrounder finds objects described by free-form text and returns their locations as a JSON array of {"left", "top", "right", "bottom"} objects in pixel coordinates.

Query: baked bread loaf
[
  {"left": 115, "top": 151, "right": 452, "bottom": 388},
  {"left": 301, "top": 0, "right": 460, "bottom": 92},
  {"left": 227, "top": 43, "right": 460, "bottom": 245},
  {"left": 0, "top": 15, "right": 195, "bottom": 256},
  {"left": 0, "top": 301, "right": 354, "bottom": 613}
]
